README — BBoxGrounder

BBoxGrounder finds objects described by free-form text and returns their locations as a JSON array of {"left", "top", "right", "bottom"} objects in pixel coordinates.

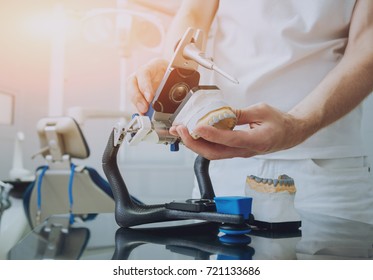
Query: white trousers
[{"left": 193, "top": 156, "right": 373, "bottom": 224}]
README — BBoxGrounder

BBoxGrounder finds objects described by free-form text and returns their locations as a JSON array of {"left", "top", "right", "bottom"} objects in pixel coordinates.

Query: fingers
[
  {"left": 169, "top": 126, "right": 178, "bottom": 136},
  {"left": 175, "top": 126, "right": 223, "bottom": 159},
  {"left": 127, "top": 58, "right": 168, "bottom": 114},
  {"left": 174, "top": 125, "right": 256, "bottom": 160},
  {"left": 193, "top": 125, "right": 258, "bottom": 148},
  {"left": 136, "top": 67, "right": 154, "bottom": 103},
  {"left": 235, "top": 103, "right": 275, "bottom": 127},
  {"left": 128, "top": 74, "right": 149, "bottom": 114},
  {"left": 171, "top": 103, "right": 288, "bottom": 159}
]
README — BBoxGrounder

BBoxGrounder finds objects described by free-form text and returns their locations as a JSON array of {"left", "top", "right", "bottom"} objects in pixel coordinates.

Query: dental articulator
[
  {"left": 102, "top": 27, "right": 255, "bottom": 236},
  {"left": 118, "top": 27, "right": 238, "bottom": 150}
]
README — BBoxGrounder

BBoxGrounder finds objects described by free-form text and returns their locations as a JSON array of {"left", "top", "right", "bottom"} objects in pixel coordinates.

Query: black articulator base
[
  {"left": 102, "top": 130, "right": 246, "bottom": 228},
  {"left": 252, "top": 220, "right": 301, "bottom": 232}
]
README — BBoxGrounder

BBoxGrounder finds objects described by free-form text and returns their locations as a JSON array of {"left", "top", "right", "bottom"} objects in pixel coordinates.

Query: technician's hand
[
  {"left": 170, "top": 103, "right": 307, "bottom": 160},
  {"left": 127, "top": 58, "right": 169, "bottom": 114}
]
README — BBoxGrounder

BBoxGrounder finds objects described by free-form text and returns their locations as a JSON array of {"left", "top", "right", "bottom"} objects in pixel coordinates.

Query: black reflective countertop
[{"left": 8, "top": 212, "right": 373, "bottom": 260}]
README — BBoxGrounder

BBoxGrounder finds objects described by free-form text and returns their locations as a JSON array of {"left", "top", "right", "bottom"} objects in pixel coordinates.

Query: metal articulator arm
[
  {"left": 194, "top": 156, "right": 215, "bottom": 199},
  {"left": 102, "top": 129, "right": 245, "bottom": 228}
]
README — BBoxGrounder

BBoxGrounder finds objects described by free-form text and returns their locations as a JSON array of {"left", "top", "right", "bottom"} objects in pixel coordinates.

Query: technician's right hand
[{"left": 127, "top": 58, "right": 169, "bottom": 114}]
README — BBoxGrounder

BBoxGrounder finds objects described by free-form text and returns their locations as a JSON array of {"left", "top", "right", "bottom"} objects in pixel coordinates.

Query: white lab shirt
[{"left": 195, "top": 0, "right": 369, "bottom": 198}]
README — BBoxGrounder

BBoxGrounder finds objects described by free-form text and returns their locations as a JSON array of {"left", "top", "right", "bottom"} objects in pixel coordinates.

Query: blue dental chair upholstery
[{"left": 23, "top": 117, "right": 115, "bottom": 228}]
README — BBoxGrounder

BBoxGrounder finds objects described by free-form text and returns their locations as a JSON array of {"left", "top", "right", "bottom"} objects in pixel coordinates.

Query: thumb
[
  {"left": 235, "top": 103, "right": 269, "bottom": 126},
  {"left": 235, "top": 107, "right": 253, "bottom": 125}
]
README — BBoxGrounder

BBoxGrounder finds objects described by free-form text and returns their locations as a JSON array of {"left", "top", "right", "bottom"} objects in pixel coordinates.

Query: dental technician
[{"left": 128, "top": 0, "right": 373, "bottom": 223}]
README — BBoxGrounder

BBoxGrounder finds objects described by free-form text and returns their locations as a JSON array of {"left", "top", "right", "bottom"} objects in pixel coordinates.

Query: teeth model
[
  {"left": 246, "top": 174, "right": 296, "bottom": 193},
  {"left": 191, "top": 106, "right": 236, "bottom": 139},
  {"left": 172, "top": 89, "right": 237, "bottom": 139}
]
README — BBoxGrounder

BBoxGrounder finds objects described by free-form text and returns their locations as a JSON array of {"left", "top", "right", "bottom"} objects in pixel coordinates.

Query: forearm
[
  {"left": 162, "top": 0, "right": 219, "bottom": 59},
  {"left": 288, "top": 52, "right": 373, "bottom": 141},
  {"left": 288, "top": 0, "right": 373, "bottom": 143}
]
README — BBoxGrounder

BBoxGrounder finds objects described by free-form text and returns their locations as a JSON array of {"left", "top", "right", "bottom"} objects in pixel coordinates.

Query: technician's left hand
[{"left": 170, "top": 103, "right": 307, "bottom": 160}]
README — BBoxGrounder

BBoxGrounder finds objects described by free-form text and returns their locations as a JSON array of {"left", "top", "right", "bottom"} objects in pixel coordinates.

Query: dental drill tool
[
  {"left": 182, "top": 42, "right": 239, "bottom": 84},
  {"left": 121, "top": 27, "right": 238, "bottom": 150}
]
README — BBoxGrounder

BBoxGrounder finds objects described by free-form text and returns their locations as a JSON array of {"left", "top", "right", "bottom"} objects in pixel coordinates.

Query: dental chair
[{"left": 23, "top": 117, "right": 115, "bottom": 228}]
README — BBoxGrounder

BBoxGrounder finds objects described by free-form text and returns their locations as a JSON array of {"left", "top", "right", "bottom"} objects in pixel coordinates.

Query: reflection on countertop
[
  {"left": 7, "top": 210, "right": 373, "bottom": 260},
  {"left": 296, "top": 212, "right": 373, "bottom": 260}
]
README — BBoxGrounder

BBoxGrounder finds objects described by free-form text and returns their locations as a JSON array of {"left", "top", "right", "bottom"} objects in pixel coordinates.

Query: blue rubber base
[
  {"left": 219, "top": 227, "right": 251, "bottom": 235},
  {"left": 219, "top": 234, "right": 252, "bottom": 245}
]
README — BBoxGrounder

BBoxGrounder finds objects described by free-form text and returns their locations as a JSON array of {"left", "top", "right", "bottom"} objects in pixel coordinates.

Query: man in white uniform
[{"left": 128, "top": 0, "right": 373, "bottom": 224}]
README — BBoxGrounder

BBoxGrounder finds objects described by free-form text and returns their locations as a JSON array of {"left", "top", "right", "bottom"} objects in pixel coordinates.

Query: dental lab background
[
  {"left": 0, "top": 0, "right": 372, "bottom": 258},
  {"left": 0, "top": 0, "right": 197, "bottom": 202}
]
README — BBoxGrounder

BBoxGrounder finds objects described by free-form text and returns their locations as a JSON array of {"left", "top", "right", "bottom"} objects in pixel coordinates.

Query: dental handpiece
[{"left": 183, "top": 43, "right": 239, "bottom": 84}]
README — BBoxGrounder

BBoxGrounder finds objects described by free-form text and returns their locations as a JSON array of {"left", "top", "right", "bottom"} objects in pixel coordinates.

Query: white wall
[{"left": 0, "top": 0, "right": 52, "bottom": 179}]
